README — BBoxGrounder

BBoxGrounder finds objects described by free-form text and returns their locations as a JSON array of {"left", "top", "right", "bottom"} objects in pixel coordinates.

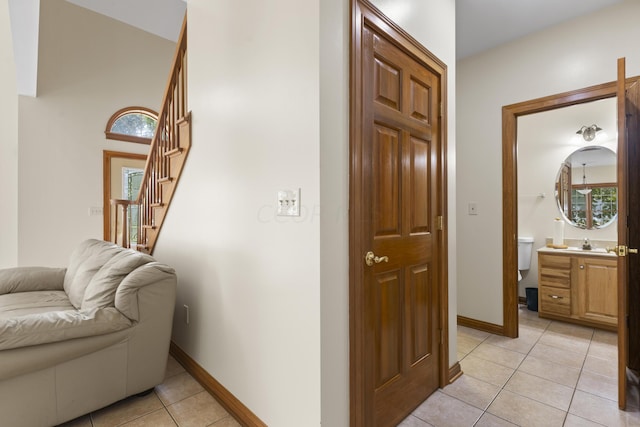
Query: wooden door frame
[
  {"left": 502, "top": 79, "right": 637, "bottom": 338},
  {"left": 349, "top": 1, "right": 449, "bottom": 425},
  {"left": 102, "top": 150, "right": 147, "bottom": 242}
]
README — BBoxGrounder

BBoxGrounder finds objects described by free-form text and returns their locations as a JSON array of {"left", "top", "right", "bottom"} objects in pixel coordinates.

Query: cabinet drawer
[
  {"left": 539, "top": 254, "right": 571, "bottom": 289},
  {"left": 540, "top": 286, "right": 570, "bottom": 316}
]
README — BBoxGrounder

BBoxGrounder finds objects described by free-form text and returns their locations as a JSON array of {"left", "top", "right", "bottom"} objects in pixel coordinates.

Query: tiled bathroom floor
[
  {"left": 58, "top": 356, "right": 240, "bottom": 427},
  {"left": 400, "top": 306, "right": 640, "bottom": 427},
  {"left": 60, "top": 306, "right": 640, "bottom": 427}
]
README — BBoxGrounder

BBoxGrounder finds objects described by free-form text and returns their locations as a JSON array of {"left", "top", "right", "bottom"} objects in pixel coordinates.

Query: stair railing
[{"left": 130, "top": 15, "right": 190, "bottom": 254}]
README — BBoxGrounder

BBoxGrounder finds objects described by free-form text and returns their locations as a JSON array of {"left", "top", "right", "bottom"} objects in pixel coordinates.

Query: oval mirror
[{"left": 555, "top": 146, "right": 617, "bottom": 229}]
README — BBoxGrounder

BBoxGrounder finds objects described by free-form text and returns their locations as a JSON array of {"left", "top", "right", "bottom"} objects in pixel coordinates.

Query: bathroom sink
[
  {"left": 538, "top": 243, "right": 617, "bottom": 257},
  {"left": 565, "top": 246, "right": 608, "bottom": 253}
]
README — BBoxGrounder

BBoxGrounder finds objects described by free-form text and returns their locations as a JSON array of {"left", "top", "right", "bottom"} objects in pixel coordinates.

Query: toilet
[{"left": 518, "top": 237, "right": 534, "bottom": 281}]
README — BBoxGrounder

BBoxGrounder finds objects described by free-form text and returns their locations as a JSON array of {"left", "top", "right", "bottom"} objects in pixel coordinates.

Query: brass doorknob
[
  {"left": 606, "top": 245, "right": 638, "bottom": 256},
  {"left": 365, "top": 251, "right": 389, "bottom": 267}
]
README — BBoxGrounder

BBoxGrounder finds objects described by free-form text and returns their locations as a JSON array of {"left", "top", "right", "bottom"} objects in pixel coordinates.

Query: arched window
[{"left": 105, "top": 107, "right": 159, "bottom": 144}]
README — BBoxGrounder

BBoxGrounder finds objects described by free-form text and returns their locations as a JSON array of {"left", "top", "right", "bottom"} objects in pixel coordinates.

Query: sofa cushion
[
  {"left": 0, "top": 307, "right": 132, "bottom": 351},
  {"left": 0, "top": 267, "right": 66, "bottom": 295},
  {"left": 0, "top": 291, "right": 74, "bottom": 320},
  {"left": 81, "top": 250, "right": 154, "bottom": 310},
  {"left": 63, "top": 239, "right": 123, "bottom": 309}
]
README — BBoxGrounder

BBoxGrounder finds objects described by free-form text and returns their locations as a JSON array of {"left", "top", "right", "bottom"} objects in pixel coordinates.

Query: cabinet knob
[{"left": 580, "top": 265, "right": 584, "bottom": 269}]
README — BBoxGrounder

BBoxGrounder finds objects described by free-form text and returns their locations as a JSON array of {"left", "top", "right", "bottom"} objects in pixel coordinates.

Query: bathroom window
[
  {"left": 570, "top": 185, "right": 617, "bottom": 229},
  {"left": 105, "top": 107, "right": 158, "bottom": 144}
]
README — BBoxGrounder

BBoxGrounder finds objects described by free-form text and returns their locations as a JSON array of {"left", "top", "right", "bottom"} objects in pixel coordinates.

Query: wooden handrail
[{"left": 128, "top": 14, "right": 190, "bottom": 254}]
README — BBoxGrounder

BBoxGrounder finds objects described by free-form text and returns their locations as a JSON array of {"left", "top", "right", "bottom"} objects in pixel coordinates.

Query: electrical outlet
[
  {"left": 468, "top": 202, "right": 478, "bottom": 215},
  {"left": 183, "top": 304, "right": 190, "bottom": 325}
]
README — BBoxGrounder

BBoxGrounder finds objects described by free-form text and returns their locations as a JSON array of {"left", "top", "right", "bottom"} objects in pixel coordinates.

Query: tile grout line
[
  {"left": 559, "top": 326, "right": 593, "bottom": 426},
  {"left": 463, "top": 309, "right": 612, "bottom": 426},
  {"left": 475, "top": 308, "right": 552, "bottom": 426},
  {"left": 408, "top": 310, "right": 622, "bottom": 426}
]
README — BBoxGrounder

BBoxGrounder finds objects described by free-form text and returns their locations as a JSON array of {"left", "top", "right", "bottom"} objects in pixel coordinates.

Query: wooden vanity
[{"left": 537, "top": 248, "right": 617, "bottom": 330}]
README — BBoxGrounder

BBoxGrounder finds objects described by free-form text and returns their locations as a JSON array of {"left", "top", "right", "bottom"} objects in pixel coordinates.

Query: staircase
[{"left": 133, "top": 16, "right": 190, "bottom": 255}]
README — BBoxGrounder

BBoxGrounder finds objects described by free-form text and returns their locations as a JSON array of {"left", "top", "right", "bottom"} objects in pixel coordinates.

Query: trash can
[{"left": 525, "top": 287, "right": 538, "bottom": 312}]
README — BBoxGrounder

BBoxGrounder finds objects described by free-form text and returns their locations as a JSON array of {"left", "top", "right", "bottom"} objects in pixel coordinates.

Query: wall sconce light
[{"left": 576, "top": 124, "right": 602, "bottom": 142}]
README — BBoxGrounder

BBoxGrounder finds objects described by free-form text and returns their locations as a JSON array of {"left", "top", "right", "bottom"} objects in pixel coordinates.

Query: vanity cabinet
[
  {"left": 575, "top": 256, "right": 617, "bottom": 326},
  {"left": 539, "top": 254, "right": 571, "bottom": 316},
  {"left": 538, "top": 251, "right": 617, "bottom": 330}
]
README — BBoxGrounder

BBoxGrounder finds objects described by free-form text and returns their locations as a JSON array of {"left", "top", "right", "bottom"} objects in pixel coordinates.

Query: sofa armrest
[
  {"left": 0, "top": 267, "right": 66, "bottom": 295},
  {"left": 115, "top": 262, "right": 176, "bottom": 321},
  {"left": 0, "top": 307, "right": 131, "bottom": 351}
]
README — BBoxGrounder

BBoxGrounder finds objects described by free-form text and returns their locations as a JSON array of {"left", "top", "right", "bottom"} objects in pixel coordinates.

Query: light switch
[
  {"left": 277, "top": 189, "right": 300, "bottom": 216},
  {"left": 89, "top": 207, "right": 103, "bottom": 216},
  {"left": 468, "top": 202, "right": 478, "bottom": 215}
]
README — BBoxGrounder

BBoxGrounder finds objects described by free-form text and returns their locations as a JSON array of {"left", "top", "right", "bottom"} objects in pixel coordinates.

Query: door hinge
[
  {"left": 439, "top": 102, "right": 443, "bottom": 117},
  {"left": 436, "top": 215, "right": 444, "bottom": 231}
]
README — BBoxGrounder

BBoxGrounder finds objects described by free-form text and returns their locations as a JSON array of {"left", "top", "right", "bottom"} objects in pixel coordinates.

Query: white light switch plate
[
  {"left": 89, "top": 207, "right": 103, "bottom": 216},
  {"left": 277, "top": 189, "right": 300, "bottom": 216}
]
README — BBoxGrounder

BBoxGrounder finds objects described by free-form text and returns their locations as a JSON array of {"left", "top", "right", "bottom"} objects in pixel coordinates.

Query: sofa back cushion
[
  {"left": 81, "top": 250, "right": 153, "bottom": 310},
  {"left": 63, "top": 239, "right": 124, "bottom": 308}
]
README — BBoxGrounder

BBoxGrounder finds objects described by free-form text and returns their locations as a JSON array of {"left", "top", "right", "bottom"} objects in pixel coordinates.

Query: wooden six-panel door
[
  {"left": 617, "top": 57, "right": 640, "bottom": 409},
  {"left": 360, "top": 21, "right": 441, "bottom": 427}
]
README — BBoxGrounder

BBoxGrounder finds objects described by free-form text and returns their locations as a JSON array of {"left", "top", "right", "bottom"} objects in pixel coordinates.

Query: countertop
[{"left": 537, "top": 246, "right": 617, "bottom": 258}]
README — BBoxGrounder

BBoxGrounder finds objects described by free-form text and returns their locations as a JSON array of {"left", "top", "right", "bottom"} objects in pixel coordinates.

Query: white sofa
[{"left": 0, "top": 239, "right": 177, "bottom": 427}]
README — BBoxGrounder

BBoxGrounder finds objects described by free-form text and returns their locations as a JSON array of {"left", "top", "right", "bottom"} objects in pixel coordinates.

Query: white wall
[
  {"left": 0, "top": 0, "right": 18, "bottom": 268},
  {"left": 17, "top": 0, "right": 175, "bottom": 266},
  {"left": 319, "top": 0, "right": 350, "bottom": 425},
  {"left": 157, "top": 1, "right": 455, "bottom": 426},
  {"left": 156, "top": 1, "right": 321, "bottom": 425},
  {"left": 457, "top": 0, "right": 640, "bottom": 325}
]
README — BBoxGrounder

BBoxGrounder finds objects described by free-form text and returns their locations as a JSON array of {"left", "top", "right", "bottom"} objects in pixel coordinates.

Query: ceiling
[
  {"left": 456, "top": 0, "right": 624, "bottom": 59},
  {"left": 65, "top": 0, "right": 186, "bottom": 43},
  {"left": 8, "top": 0, "right": 625, "bottom": 95}
]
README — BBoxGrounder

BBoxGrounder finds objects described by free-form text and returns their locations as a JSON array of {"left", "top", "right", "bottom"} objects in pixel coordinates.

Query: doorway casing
[{"left": 502, "top": 82, "right": 618, "bottom": 338}]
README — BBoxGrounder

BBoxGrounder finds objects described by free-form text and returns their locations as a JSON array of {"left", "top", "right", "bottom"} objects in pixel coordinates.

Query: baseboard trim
[
  {"left": 169, "top": 341, "right": 267, "bottom": 427},
  {"left": 448, "top": 361, "right": 462, "bottom": 384},
  {"left": 457, "top": 315, "right": 505, "bottom": 336}
]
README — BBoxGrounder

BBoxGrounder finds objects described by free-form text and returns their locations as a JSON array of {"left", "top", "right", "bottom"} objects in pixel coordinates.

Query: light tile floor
[
  {"left": 58, "top": 356, "right": 240, "bottom": 427},
  {"left": 58, "top": 306, "right": 640, "bottom": 427},
  {"left": 400, "top": 306, "right": 640, "bottom": 427}
]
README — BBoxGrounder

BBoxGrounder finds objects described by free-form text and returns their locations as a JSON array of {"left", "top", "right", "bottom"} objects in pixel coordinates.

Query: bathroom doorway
[
  {"left": 503, "top": 67, "right": 640, "bottom": 409},
  {"left": 502, "top": 82, "right": 617, "bottom": 338},
  {"left": 516, "top": 97, "right": 618, "bottom": 307}
]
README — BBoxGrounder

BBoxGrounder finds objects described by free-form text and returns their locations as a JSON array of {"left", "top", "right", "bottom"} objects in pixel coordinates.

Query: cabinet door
[{"left": 577, "top": 257, "right": 618, "bottom": 326}]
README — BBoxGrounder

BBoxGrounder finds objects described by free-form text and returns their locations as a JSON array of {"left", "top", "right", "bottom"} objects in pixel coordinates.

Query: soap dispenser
[{"left": 582, "top": 238, "right": 592, "bottom": 250}]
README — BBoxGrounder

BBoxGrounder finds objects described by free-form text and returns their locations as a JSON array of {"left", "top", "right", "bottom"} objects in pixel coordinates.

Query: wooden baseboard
[
  {"left": 448, "top": 361, "right": 462, "bottom": 384},
  {"left": 457, "top": 315, "right": 505, "bottom": 336},
  {"left": 169, "top": 341, "right": 267, "bottom": 427}
]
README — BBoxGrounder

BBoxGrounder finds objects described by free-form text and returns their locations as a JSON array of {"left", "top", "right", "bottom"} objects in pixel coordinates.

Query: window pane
[
  {"left": 111, "top": 113, "right": 157, "bottom": 138},
  {"left": 591, "top": 187, "right": 617, "bottom": 227},
  {"left": 571, "top": 190, "right": 587, "bottom": 227}
]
